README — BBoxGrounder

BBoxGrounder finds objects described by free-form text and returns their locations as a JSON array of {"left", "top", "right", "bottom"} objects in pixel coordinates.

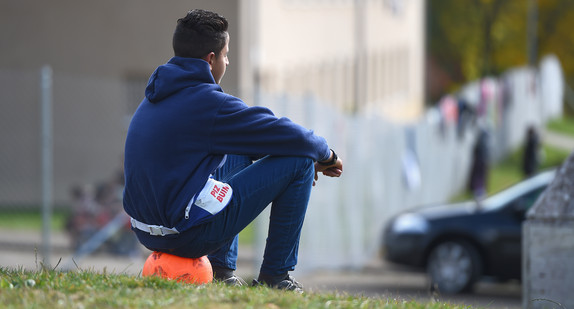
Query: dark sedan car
[{"left": 382, "top": 169, "right": 555, "bottom": 294}]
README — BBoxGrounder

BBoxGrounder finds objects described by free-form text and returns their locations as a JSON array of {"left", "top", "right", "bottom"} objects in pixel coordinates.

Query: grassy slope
[
  {"left": 0, "top": 268, "right": 469, "bottom": 309},
  {"left": 0, "top": 210, "right": 68, "bottom": 231},
  {"left": 547, "top": 117, "right": 574, "bottom": 136},
  {"left": 450, "top": 143, "right": 569, "bottom": 202},
  {"left": 450, "top": 116, "right": 573, "bottom": 202}
]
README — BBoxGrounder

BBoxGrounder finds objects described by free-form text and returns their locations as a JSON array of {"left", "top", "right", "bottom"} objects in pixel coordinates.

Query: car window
[
  {"left": 520, "top": 187, "right": 545, "bottom": 210},
  {"left": 512, "top": 186, "right": 546, "bottom": 217}
]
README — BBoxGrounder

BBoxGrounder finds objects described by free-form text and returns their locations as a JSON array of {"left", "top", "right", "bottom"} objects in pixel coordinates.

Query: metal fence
[
  {"left": 0, "top": 65, "right": 130, "bottom": 267},
  {"left": 0, "top": 55, "right": 564, "bottom": 272}
]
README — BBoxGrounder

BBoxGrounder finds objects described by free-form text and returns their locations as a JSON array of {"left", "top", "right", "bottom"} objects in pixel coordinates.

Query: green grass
[
  {"left": 0, "top": 210, "right": 68, "bottom": 231},
  {"left": 238, "top": 222, "right": 254, "bottom": 245},
  {"left": 547, "top": 116, "right": 574, "bottom": 136},
  {"left": 0, "top": 268, "right": 471, "bottom": 309}
]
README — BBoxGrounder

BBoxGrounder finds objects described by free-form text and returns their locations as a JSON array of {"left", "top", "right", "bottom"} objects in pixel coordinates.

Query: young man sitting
[{"left": 123, "top": 9, "right": 343, "bottom": 292}]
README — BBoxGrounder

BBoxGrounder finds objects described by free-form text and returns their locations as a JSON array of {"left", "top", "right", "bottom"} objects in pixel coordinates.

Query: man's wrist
[{"left": 318, "top": 149, "right": 337, "bottom": 166}]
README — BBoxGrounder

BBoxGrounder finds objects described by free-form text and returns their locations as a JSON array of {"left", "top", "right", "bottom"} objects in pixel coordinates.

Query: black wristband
[{"left": 318, "top": 149, "right": 337, "bottom": 166}]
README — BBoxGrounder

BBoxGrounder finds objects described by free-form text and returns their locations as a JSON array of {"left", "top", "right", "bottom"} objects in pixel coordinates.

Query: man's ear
[{"left": 202, "top": 52, "right": 216, "bottom": 69}]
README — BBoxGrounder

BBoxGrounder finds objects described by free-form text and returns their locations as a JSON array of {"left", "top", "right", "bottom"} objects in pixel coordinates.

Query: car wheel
[{"left": 426, "top": 240, "right": 482, "bottom": 294}]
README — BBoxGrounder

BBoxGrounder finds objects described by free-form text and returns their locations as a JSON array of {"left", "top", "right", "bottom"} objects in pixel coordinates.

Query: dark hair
[{"left": 172, "top": 9, "right": 228, "bottom": 59}]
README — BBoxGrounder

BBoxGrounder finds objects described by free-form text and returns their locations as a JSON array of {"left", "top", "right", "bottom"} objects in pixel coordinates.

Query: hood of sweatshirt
[{"left": 145, "top": 57, "right": 217, "bottom": 103}]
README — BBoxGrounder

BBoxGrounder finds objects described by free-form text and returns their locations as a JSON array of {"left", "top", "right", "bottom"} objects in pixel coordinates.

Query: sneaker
[
  {"left": 212, "top": 266, "right": 247, "bottom": 287},
  {"left": 252, "top": 274, "right": 304, "bottom": 293},
  {"left": 219, "top": 275, "right": 247, "bottom": 287}
]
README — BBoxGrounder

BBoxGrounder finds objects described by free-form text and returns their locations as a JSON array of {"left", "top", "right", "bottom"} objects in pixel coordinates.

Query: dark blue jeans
[{"left": 165, "top": 155, "right": 315, "bottom": 276}]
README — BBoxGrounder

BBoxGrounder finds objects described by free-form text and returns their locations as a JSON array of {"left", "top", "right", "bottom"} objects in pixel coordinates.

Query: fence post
[{"left": 40, "top": 65, "right": 53, "bottom": 268}]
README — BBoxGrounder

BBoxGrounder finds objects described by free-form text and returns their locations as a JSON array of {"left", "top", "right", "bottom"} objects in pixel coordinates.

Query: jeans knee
[{"left": 297, "top": 157, "right": 315, "bottom": 181}]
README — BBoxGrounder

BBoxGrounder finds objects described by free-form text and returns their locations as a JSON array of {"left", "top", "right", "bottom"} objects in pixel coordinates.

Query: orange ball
[{"left": 142, "top": 251, "right": 213, "bottom": 284}]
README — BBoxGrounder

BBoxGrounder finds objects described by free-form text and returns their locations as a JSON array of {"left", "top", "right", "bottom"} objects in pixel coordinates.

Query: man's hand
[{"left": 313, "top": 153, "right": 343, "bottom": 186}]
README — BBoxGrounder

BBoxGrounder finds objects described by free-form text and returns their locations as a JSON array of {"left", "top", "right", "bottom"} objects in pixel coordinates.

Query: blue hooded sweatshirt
[{"left": 123, "top": 57, "right": 331, "bottom": 248}]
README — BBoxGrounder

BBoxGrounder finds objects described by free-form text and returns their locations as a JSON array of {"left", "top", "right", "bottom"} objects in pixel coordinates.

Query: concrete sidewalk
[
  {"left": 544, "top": 130, "right": 574, "bottom": 152},
  {"left": 0, "top": 228, "right": 256, "bottom": 277},
  {"left": 0, "top": 228, "right": 141, "bottom": 274}
]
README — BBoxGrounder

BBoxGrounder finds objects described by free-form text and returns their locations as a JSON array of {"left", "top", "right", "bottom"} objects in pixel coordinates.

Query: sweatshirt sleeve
[{"left": 208, "top": 94, "right": 331, "bottom": 161}]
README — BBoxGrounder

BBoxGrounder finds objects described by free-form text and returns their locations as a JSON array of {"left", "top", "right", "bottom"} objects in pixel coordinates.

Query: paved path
[{"left": 544, "top": 130, "right": 574, "bottom": 152}]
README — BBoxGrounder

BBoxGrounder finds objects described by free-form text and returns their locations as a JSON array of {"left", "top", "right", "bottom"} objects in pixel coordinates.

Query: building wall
[
  {"left": 252, "top": 0, "right": 425, "bottom": 120},
  {"left": 0, "top": 0, "right": 242, "bottom": 94},
  {"left": 0, "top": 1, "right": 241, "bottom": 205},
  {"left": 0, "top": 0, "right": 424, "bottom": 206}
]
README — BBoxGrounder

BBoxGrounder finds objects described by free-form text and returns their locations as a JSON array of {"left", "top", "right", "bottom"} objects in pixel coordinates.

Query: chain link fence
[{"left": 0, "top": 66, "right": 135, "bottom": 267}]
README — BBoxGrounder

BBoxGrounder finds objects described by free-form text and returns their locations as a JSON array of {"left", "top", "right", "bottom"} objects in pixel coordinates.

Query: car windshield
[{"left": 480, "top": 170, "right": 556, "bottom": 211}]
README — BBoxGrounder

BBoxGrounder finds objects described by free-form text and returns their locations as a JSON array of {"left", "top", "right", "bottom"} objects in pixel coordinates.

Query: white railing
[{"left": 252, "top": 55, "right": 564, "bottom": 273}]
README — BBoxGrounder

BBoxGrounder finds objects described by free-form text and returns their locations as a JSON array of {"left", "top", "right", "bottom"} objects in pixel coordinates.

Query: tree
[
  {"left": 427, "top": 0, "right": 574, "bottom": 105},
  {"left": 537, "top": 0, "right": 574, "bottom": 90}
]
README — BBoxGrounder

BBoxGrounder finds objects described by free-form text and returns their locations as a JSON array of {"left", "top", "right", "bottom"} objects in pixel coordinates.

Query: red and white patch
[{"left": 194, "top": 178, "right": 233, "bottom": 215}]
